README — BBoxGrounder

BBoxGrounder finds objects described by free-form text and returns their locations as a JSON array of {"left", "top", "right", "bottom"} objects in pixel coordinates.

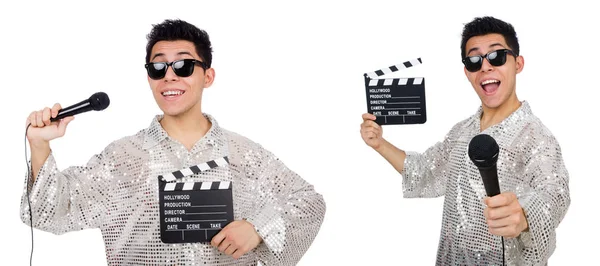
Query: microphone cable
[
  {"left": 502, "top": 236, "right": 505, "bottom": 266},
  {"left": 25, "top": 123, "right": 34, "bottom": 266}
]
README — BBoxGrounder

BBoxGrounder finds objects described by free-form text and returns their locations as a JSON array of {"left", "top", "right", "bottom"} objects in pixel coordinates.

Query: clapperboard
[
  {"left": 158, "top": 156, "right": 234, "bottom": 243},
  {"left": 364, "top": 58, "right": 427, "bottom": 125}
]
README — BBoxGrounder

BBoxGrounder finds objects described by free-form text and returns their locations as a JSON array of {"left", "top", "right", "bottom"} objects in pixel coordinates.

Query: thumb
[
  {"left": 483, "top": 196, "right": 490, "bottom": 206},
  {"left": 57, "top": 116, "right": 74, "bottom": 134}
]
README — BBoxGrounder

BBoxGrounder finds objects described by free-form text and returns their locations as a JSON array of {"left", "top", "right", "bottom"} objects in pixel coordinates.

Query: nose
[
  {"left": 480, "top": 57, "right": 494, "bottom": 72},
  {"left": 163, "top": 65, "right": 179, "bottom": 82}
]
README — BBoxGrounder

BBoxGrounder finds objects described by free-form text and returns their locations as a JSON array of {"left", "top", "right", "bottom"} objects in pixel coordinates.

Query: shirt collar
[
  {"left": 463, "top": 100, "right": 533, "bottom": 130},
  {"left": 142, "top": 113, "right": 223, "bottom": 150}
]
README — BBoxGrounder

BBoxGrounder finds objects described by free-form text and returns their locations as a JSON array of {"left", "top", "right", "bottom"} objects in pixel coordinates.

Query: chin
[
  {"left": 478, "top": 96, "right": 502, "bottom": 109},
  {"left": 158, "top": 106, "right": 182, "bottom": 116}
]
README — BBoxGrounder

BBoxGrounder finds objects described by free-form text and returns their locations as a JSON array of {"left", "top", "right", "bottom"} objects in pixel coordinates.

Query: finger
[
  {"left": 35, "top": 110, "right": 43, "bottom": 127},
  {"left": 489, "top": 224, "right": 521, "bottom": 238},
  {"left": 487, "top": 214, "right": 517, "bottom": 229},
  {"left": 486, "top": 193, "right": 516, "bottom": 208},
  {"left": 27, "top": 112, "right": 36, "bottom": 127},
  {"left": 42, "top": 107, "right": 52, "bottom": 126},
  {"left": 51, "top": 103, "right": 62, "bottom": 118},
  {"left": 363, "top": 132, "right": 377, "bottom": 140},
  {"left": 363, "top": 127, "right": 381, "bottom": 137},
  {"left": 362, "top": 113, "right": 376, "bottom": 121},
  {"left": 218, "top": 239, "right": 231, "bottom": 253},
  {"left": 364, "top": 120, "right": 381, "bottom": 130},
  {"left": 488, "top": 225, "right": 510, "bottom": 237},
  {"left": 485, "top": 205, "right": 512, "bottom": 220},
  {"left": 360, "top": 121, "right": 382, "bottom": 133},
  {"left": 210, "top": 232, "right": 226, "bottom": 247},
  {"left": 232, "top": 248, "right": 246, "bottom": 259},
  {"left": 224, "top": 244, "right": 237, "bottom": 256}
]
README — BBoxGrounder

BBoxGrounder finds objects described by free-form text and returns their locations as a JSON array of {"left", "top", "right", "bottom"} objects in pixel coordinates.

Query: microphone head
[
  {"left": 89, "top": 92, "right": 110, "bottom": 111},
  {"left": 468, "top": 134, "right": 499, "bottom": 168}
]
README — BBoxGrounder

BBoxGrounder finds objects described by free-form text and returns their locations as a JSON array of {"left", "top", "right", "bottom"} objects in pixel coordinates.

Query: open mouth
[{"left": 481, "top": 79, "right": 500, "bottom": 95}]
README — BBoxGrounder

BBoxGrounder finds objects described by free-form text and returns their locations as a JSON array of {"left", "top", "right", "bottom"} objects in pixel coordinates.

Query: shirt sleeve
[
  {"left": 242, "top": 145, "right": 326, "bottom": 266},
  {"left": 400, "top": 123, "right": 462, "bottom": 198},
  {"left": 20, "top": 147, "right": 112, "bottom": 235},
  {"left": 514, "top": 127, "right": 570, "bottom": 265}
]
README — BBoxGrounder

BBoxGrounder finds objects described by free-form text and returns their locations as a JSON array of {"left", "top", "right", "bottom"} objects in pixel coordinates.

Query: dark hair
[
  {"left": 145, "top": 19, "right": 213, "bottom": 67},
  {"left": 460, "top": 16, "right": 519, "bottom": 59}
]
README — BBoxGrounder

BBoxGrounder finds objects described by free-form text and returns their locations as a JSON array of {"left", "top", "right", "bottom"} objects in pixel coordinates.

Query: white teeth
[
  {"left": 481, "top": 80, "right": 500, "bottom": 85},
  {"left": 162, "top": 90, "right": 183, "bottom": 96}
]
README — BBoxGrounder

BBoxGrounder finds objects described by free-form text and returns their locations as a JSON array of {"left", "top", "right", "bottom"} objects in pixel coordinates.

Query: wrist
[
  {"left": 29, "top": 139, "right": 50, "bottom": 151},
  {"left": 374, "top": 139, "right": 389, "bottom": 154}
]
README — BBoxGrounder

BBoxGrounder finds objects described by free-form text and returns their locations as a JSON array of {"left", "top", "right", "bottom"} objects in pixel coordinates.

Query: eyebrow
[
  {"left": 151, "top": 51, "right": 195, "bottom": 61},
  {"left": 467, "top": 43, "right": 506, "bottom": 55}
]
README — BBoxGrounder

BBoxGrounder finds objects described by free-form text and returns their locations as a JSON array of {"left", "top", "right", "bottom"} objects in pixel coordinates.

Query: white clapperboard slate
[
  {"left": 158, "top": 156, "right": 234, "bottom": 243},
  {"left": 364, "top": 58, "right": 427, "bottom": 125}
]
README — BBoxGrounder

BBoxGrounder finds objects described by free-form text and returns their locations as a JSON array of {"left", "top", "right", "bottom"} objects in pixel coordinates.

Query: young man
[
  {"left": 361, "top": 16, "right": 570, "bottom": 265},
  {"left": 22, "top": 19, "right": 326, "bottom": 265}
]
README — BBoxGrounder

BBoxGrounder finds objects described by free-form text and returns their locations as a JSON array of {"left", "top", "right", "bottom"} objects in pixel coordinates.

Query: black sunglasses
[
  {"left": 145, "top": 59, "right": 208, "bottom": 80},
  {"left": 462, "top": 49, "right": 516, "bottom": 72}
]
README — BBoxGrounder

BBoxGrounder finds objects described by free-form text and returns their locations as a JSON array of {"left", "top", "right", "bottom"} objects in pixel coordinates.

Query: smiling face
[
  {"left": 147, "top": 40, "right": 215, "bottom": 118},
  {"left": 463, "top": 33, "right": 524, "bottom": 111}
]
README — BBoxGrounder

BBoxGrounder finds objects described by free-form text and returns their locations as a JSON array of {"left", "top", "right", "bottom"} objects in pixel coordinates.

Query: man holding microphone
[
  {"left": 22, "top": 19, "right": 325, "bottom": 265},
  {"left": 361, "top": 16, "right": 570, "bottom": 265}
]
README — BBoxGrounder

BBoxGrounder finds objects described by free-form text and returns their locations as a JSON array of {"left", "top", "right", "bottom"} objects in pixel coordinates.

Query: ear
[
  {"left": 204, "top": 68, "right": 216, "bottom": 88},
  {"left": 463, "top": 66, "right": 469, "bottom": 77},
  {"left": 515, "top": 55, "right": 524, "bottom": 74}
]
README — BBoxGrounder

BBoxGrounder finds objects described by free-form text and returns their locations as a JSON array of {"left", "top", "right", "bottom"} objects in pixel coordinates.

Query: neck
[
  {"left": 160, "top": 106, "right": 211, "bottom": 151},
  {"left": 480, "top": 96, "right": 521, "bottom": 132}
]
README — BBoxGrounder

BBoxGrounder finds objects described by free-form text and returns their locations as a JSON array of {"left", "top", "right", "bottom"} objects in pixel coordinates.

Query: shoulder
[
  {"left": 220, "top": 128, "right": 280, "bottom": 163},
  {"left": 513, "top": 112, "right": 564, "bottom": 159},
  {"left": 444, "top": 114, "right": 475, "bottom": 140},
  {"left": 99, "top": 128, "right": 146, "bottom": 155},
  {"left": 518, "top": 108, "right": 558, "bottom": 139},
  {"left": 222, "top": 129, "right": 273, "bottom": 154}
]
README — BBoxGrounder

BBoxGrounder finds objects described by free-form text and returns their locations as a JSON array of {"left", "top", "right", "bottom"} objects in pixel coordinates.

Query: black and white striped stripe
[
  {"left": 163, "top": 181, "right": 231, "bottom": 191},
  {"left": 365, "top": 58, "right": 422, "bottom": 79},
  {"left": 368, "top": 77, "right": 423, "bottom": 87},
  {"left": 159, "top": 156, "right": 229, "bottom": 182}
]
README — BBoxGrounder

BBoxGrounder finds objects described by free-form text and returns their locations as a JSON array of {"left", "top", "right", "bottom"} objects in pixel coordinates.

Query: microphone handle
[
  {"left": 479, "top": 165, "right": 501, "bottom": 197},
  {"left": 50, "top": 99, "right": 93, "bottom": 122}
]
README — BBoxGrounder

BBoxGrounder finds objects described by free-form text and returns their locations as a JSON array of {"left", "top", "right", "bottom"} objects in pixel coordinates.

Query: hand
[
  {"left": 484, "top": 192, "right": 529, "bottom": 238},
  {"left": 360, "top": 113, "right": 385, "bottom": 150},
  {"left": 211, "top": 220, "right": 262, "bottom": 259},
  {"left": 26, "top": 103, "right": 74, "bottom": 147}
]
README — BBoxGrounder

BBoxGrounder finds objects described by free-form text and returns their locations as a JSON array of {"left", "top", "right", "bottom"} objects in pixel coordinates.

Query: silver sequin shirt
[
  {"left": 401, "top": 101, "right": 570, "bottom": 266},
  {"left": 20, "top": 114, "right": 326, "bottom": 265}
]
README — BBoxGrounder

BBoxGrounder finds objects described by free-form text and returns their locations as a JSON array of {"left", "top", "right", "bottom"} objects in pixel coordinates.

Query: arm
[
  {"left": 20, "top": 146, "right": 112, "bottom": 235},
  {"left": 515, "top": 130, "right": 570, "bottom": 264},
  {"left": 398, "top": 123, "right": 463, "bottom": 198},
  {"left": 361, "top": 113, "right": 460, "bottom": 198},
  {"left": 244, "top": 148, "right": 326, "bottom": 265}
]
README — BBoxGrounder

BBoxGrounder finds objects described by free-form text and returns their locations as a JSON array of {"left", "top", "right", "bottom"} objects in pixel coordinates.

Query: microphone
[
  {"left": 468, "top": 134, "right": 501, "bottom": 197},
  {"left": 50, "top": 92, "right": 110, "bottom": 122}
]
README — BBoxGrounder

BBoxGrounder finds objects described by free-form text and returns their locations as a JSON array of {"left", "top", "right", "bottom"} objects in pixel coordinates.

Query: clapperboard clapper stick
[
  {"left": 364, "top": 58, "right": 427, "bottom": 125},
  {"left": 158, "top": 156, "right": 235, "bottom": 243}
]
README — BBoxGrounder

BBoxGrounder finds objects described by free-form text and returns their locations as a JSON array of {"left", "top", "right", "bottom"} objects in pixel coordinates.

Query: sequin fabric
[
  {"left": 20, "top": 113, "right": 326, "bottom": 265},
  {"left": 401, "top": 101, "right": 570, "bottom": 266}
]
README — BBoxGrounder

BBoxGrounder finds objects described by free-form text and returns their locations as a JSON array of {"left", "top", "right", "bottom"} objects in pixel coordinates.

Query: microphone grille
[
  {"left": 468, "top": 134, "right": 499, "bottom": 168},
  {"left": 89, "top": 92, "right": 110, "bottom": 111}
]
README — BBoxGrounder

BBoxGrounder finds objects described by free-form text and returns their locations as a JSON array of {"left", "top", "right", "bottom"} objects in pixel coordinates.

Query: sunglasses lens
[
  {"left": 147, "top": 63, "right": 167, "bottom": 79},
  {"left": 172, "top": 60, "right": 195, "bottom": 77},
  {"left": 488, "top": 50, "right": 506, "bottom": 66},
  {"left": 464, "top": 56, "right": 482, "bottom": 72}
]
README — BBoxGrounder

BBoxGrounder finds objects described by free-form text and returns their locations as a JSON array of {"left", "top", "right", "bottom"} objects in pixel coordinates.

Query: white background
[{"left": 1, "top": 0, "right": 598, "bottom": 265}]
